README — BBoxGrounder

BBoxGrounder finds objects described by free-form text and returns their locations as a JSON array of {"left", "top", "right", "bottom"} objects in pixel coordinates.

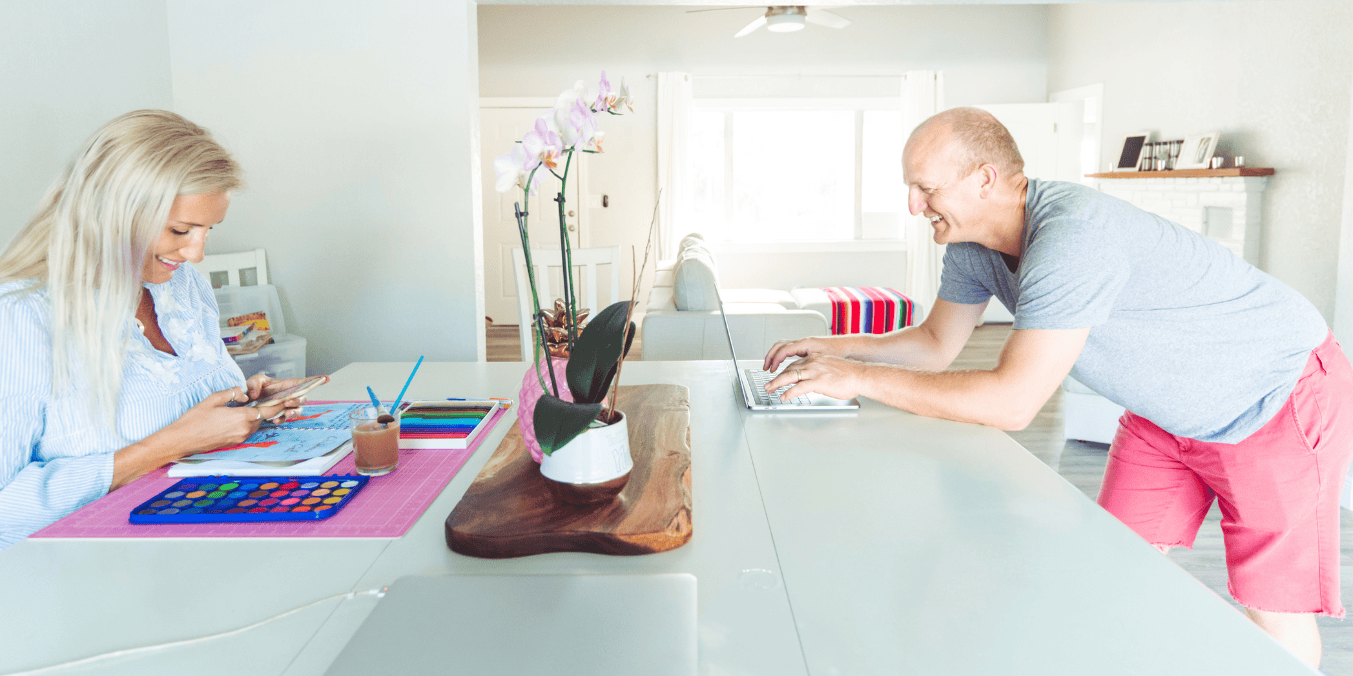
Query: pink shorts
[{"left": 1098, "top": 331, "right": 1353, "bottom": 617}]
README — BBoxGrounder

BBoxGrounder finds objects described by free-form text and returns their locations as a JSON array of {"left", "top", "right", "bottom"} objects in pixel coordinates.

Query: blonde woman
[{"left": 0, "top": 110, "right": 321, "bottom": 548}]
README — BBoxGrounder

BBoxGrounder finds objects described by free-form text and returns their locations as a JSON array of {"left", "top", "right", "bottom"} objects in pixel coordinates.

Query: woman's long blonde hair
[{"left": 0, "top": 110, "right": 243, "bottom": 420}]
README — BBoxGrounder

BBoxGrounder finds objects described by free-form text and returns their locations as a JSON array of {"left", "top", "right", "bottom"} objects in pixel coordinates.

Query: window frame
[{"left": 693, "top": 97, "right": 905, "bottom": 248}]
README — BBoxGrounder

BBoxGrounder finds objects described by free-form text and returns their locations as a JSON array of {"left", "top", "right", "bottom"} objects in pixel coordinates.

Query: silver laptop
[
  {"left": 716, "top": 287, "right": 860, "bottom": 411},
  {"left": 325, "top": 574, "right": 697, "bottom": 676}
]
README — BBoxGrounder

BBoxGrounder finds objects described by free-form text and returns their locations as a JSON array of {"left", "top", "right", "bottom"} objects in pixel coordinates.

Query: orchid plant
[{"left": 493, "top": 72, "right": 638, "bottom": 456}]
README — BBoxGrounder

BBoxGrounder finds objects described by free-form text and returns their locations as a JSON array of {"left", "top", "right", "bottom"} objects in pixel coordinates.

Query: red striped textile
[{"left": 821, "top": 287, "right": 915, "bottom": 336}]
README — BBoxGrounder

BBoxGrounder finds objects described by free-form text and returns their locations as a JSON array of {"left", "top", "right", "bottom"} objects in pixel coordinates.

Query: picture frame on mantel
[
  {"left": 1114, "top": 131, "right": 1152, "bottom": 172},
  {"left": 1176, "top": 132, "right": 1221, "bottom": 170}
]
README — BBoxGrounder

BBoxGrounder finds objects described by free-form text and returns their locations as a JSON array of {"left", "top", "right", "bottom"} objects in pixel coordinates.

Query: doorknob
[
  {"left": 568, "top": 224, "right": 576, "bottom": 231},
  {"left": 567, "top": 210, "right": 575, "bottom": 217}
]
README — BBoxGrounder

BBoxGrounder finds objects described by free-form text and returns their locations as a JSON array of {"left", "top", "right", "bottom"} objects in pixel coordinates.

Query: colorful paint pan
[{"left": 128, "top": 475, "right": 369, "bottom": 524}]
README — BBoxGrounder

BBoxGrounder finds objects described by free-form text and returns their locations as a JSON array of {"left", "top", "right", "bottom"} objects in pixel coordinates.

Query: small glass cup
[{"left": 349, "top": 406, "right": 400, "bottom": 476}]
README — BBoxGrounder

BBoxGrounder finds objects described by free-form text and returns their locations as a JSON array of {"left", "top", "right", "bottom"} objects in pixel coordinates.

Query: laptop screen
[{"left": 712, "top": 284, "right": 743, "bottom": 365}]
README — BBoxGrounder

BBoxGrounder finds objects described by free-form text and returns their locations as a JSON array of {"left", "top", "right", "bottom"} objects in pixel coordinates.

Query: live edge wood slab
[{"left": 445, "top": 384, "right": 692, "bottom": 558}]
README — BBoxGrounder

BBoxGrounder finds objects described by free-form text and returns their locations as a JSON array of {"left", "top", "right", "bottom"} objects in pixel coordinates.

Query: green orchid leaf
[
  {"left": 566, "top": 301, "right": 634, "bottom": 404},
  {"left": 534, "top": 394, "right": 604, "bottom": 456}
]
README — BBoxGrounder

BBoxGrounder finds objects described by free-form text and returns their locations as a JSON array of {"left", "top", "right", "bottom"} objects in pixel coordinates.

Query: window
[{"left": 691, "top": 100, "right": 906, "bottom": 244}]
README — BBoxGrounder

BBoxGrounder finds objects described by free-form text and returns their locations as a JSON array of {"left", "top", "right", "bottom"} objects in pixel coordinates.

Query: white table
[{"left": 0, "top": 361, "right": 1316, "bottom": 675}]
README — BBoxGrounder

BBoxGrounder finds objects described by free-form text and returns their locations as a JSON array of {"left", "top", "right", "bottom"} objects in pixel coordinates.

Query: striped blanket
[{"left": 821, "top": 287, "right": 915, "bottom": 335}]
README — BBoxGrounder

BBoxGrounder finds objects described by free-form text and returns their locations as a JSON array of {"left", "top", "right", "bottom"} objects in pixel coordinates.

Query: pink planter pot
[{"left": 517, "top": 358, "right": 574, "bottom": 464}]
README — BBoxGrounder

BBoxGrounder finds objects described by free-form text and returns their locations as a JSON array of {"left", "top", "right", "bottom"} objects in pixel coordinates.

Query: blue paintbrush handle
[
  {"left": 390, "top": 355, "right": 424, "bottom": 413},
  {"left": 366, "top": 386, "right": 383, "bottom": 411}
]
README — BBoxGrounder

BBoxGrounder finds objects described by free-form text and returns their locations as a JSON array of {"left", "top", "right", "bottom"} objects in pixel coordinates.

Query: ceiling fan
[{"left": 688, "top": 6, "right": 852, "bottom": 38}]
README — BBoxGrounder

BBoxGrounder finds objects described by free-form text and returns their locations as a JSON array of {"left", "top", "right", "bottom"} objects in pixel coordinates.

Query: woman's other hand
[
  {"left": 245, "top": 374, "right": 329, "bottom": 422},
  {"left": 166, "top": 387, "right": 287, "bottom": 455}
]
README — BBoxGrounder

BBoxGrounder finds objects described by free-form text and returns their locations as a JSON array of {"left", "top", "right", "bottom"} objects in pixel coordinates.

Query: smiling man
[{"left": 762, "top": 106, "right": 1353, "bottom": 668}]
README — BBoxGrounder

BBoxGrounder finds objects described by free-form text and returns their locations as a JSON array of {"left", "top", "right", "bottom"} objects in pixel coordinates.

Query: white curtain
[
  {"left": 903, "top": 70, "right": 945, "bottom": 314},
  {"left": 656, "top": 72, "right": 694, "bottom": 261}
]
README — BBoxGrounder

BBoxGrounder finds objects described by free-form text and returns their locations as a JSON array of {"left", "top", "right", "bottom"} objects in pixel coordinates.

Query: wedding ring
[
  {"left": 255, "top": 409, "right": 263, "bottom": 421},
  {"left": 795, "top": 369, "right": 804, "bottom": 382}
]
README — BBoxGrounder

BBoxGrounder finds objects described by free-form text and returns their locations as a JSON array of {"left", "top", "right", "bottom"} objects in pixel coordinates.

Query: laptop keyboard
[{"left": 745, "top": 369, "right": 811, "bottom": 406}]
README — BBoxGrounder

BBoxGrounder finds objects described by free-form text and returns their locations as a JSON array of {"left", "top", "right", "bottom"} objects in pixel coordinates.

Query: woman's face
[{"left": 142, "top": 192, "right": 230, "bottom": 285}]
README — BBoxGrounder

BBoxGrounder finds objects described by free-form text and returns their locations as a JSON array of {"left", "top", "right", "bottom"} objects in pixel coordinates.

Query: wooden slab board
[{"left": 445, "top": 384, "right": 692, "bottom": 558}]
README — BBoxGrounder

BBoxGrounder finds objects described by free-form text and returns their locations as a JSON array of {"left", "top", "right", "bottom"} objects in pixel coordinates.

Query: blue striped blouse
[{"left": 0, "top": 265, "right": 246, "bottom": 549}]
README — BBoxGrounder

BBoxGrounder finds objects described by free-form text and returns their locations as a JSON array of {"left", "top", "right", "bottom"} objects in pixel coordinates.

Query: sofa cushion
[
  {"left": 673, "top": 239, "right": 720, "bottom": 311},
  {"left": 722, "top": 288, "right": 797, "bottom": 309}
]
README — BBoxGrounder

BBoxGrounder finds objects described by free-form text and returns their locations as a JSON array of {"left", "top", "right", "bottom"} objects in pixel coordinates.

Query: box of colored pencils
[{"left": 396, "top": 400, "right": 503, "bottom": 450}]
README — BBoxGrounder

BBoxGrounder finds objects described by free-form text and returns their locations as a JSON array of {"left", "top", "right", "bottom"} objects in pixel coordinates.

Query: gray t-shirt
[{"left": 938, "top": 178, "right": 1327, "bottom": 443}]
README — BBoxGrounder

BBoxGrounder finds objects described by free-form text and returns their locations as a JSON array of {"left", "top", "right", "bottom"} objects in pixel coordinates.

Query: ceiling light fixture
[{"left": 765, "top": 6, "right": 807, "bottom": 33}]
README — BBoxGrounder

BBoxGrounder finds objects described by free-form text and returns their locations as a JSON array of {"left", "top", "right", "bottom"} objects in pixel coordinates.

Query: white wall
[
  {"left": 0, "top": 0, "right": 173, "bottom": 246},
  {"left": 168, "top": 0, "right": 484, "bottom": 374},
  {"left": 478, "top": 5, "right": 1050, "bottom": 312},
  {"left": 1048, "top": 1, "right": 1353, "bottom": 322}
]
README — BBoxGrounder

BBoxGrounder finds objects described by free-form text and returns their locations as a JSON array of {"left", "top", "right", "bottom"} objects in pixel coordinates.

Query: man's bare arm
[
  {"left": 764, "top": 298, "right": 988, "bottom": 372},
  {"left": 769, "top": 326, "right": 1090, "bottom": 431}
]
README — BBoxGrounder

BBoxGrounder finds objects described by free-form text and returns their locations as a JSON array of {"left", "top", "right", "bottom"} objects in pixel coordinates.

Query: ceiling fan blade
[
  {"left": 804, "top": 8, "right": 850, "bottom": 28},
  {"left": 734, "top": 14, "right": 768, "bottom": 37}
]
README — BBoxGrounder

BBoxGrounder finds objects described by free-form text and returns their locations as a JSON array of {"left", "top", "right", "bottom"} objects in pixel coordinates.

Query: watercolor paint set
[
  {"left": 128, "top": 475, "right": 369, "bottom": 524},
  {"left": 397, "top": 400, "right": 504, "bottom": 449}
]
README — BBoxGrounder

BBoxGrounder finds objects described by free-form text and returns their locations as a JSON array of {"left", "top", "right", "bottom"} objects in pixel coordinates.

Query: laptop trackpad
[{"left": 325, "top": 574, "right": 698, "bottom": 676}]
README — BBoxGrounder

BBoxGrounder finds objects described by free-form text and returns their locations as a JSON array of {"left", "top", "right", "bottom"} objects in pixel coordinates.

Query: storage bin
[
  {"left": 214, "top": 284, "right": 287, "bottom": 335},
  {"left": 231, "top": 333, "right": 307, "bottom": 379}
]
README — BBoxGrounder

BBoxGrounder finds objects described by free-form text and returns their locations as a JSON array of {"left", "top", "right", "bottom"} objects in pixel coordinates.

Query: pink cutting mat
[{"left": 31, "top": 404, "right": 509, "bottom": 540}]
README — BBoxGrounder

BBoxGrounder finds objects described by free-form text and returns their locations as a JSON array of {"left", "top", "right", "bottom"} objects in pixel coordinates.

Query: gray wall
[
  {"left": 1048, "top": 1, "right": 1353, "bottom": 323},
  {"left": 0, "top": 0, "right": 173, "bottom": 244}
]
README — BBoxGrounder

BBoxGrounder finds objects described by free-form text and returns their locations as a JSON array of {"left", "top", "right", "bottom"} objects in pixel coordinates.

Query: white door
[
  {"left": 971, "top": 102, "right": 1084, "bottom": 323},
  {"left": 480, "top": 105, "right": 584, "bottom": 326}
]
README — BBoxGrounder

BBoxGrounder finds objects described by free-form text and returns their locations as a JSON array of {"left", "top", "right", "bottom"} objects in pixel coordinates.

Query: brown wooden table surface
[{"left": 445, "top": 384, "right": 692, "bottom": 558}]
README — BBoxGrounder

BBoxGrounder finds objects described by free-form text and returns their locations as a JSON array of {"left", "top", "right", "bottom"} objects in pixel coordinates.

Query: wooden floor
[{"left": 488, "top": 322, "right": 1353, "bottom": 674}]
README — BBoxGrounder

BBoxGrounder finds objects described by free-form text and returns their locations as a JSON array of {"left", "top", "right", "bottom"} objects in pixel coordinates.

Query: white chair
[
  {"left": 511, "top": 246, "right": 622, "bottom": 362},
  {"left": 197, "top": 248, "right": 269, "bottom": 288}
]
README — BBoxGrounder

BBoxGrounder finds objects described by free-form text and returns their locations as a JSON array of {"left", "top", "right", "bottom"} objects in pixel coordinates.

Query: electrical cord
[{"left": 1, "top": 588, "right": 385, "bottom": 676}]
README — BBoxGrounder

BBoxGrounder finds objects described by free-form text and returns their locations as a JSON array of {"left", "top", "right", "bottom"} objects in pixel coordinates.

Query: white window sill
[{"left": 709, "top": 240, "right": 908, "bottom": 254}]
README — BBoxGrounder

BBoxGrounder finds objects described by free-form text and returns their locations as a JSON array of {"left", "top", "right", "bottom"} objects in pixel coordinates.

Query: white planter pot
[{"left": 539, "top": 412, "right": 632, "bottom": 485}]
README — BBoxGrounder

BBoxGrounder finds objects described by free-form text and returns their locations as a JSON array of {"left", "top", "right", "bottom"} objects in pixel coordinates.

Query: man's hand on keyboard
[
  {"left": 763, "top": 336, "right": 846, "bottom": 373},
  {"left": 764, "top": 354, "right": 867, "bottom": 403}
]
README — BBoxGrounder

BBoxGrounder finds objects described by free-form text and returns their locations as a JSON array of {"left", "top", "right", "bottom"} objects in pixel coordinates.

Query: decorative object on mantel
[
  {"left": 1175, "top": 132, "right": 1221, "bottom": 170},
  {"left": 1114, "top": 131, "right": 1152, "bottom": 172},
  {"left": 445, "top": 384, "right": 692, "bottom": 558},
  {"left": 493, "top": 72, "right": 661, "bottom": 502}
]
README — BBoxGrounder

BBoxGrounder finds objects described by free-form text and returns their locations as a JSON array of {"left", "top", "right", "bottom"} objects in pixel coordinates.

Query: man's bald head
[{"left": 908, "top": 107, "right": 1025, "bottom": 179}]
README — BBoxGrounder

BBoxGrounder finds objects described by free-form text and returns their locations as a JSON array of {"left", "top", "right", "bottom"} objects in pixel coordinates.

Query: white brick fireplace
[{"left": 1092, "top": 175, "right": 1270, "bottom": 266}]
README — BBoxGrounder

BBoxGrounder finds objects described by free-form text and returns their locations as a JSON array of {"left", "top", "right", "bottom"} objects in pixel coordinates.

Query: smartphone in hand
[{"left": 244, "top": 376, "right": 327, "bottom": 408}]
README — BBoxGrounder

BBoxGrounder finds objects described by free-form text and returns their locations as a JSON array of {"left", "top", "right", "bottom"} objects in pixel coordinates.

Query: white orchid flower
[
  {"left": 493, "top": 143, "right": 541, "bottom": 194},
  {"left": 522, "top": 117, "right": 564, "bottom": 171}
]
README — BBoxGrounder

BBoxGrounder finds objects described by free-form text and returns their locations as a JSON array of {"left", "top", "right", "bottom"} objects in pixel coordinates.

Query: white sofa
[{"left": 640, "top": 236, "right": 830, "bottom": 360}]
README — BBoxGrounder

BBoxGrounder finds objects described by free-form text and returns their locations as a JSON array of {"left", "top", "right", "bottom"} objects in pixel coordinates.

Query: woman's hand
[
  {"left": 112, "top": 386, "right": 290, "bottom": 489},
  {"left": 245, "top": 374, "right": 329, "bottom": 422},
  {"left": 164, "top": 386, "right": 288, "bottom": 456}
]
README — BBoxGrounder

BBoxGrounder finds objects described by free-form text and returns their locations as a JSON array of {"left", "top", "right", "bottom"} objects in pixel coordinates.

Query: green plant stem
[
  {"left": 555, "top": 151, "right": 578, "bottom": 352},
  {"left": 515, "top": 168, "right": 559, "bottom": 397}
]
